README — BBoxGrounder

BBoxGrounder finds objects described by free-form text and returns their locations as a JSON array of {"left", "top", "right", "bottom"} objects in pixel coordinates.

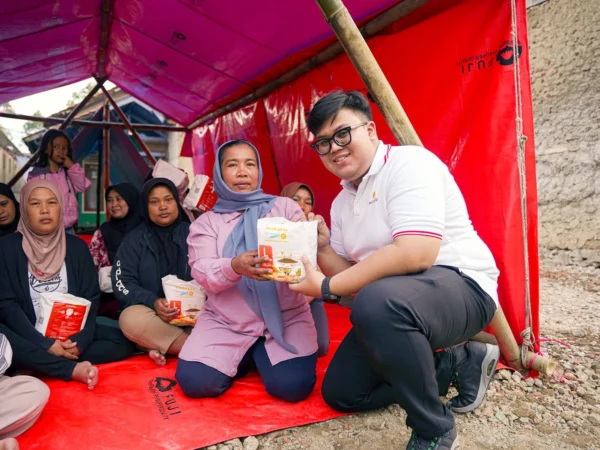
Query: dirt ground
[{"left": 204, "top": 258, "right": 600, "bottom": 450}]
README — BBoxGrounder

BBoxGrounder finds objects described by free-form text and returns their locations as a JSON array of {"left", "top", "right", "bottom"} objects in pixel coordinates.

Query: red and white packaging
[
  {"left": 35, "top": 293, "right": 91, "bottom": 342},
  {"left": 162, "top": 275, "right": 207, "bottom": 326},
  {"left": 183, "top": 175, "right": 218, "bottom": 213}
]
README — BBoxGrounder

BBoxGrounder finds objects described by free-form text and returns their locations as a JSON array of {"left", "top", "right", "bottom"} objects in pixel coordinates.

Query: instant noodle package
[
  {"left": 257, "top": 217, "right": 318, "bottom": 284},
  {"left": 162, "top": 275, "right": 207, "bottom": 326},
  {"left": 35, "top": 293, "right": 91, "bottom": 341}
]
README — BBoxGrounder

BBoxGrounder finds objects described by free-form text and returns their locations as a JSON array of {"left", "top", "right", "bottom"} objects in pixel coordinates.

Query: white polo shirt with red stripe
[{"left": 330, "top": 141, "right": 499, "bottom": 306}]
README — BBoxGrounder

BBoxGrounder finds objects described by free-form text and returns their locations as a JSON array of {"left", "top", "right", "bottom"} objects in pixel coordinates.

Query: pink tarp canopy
[{"left": 0, "top": 0, "right": 402, "bottom": 125}]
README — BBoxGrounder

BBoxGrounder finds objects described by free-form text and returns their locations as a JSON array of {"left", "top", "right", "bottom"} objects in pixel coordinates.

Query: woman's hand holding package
[
  {"left": 231, "top": 250, "right": 273, "bottom": 281},
  {"left": 289, "top": 257, "right": 325, "bottom": 298},
  {"left": 154, "top": 298, "right": 179, "bottom": 322},
  {"left": 48, "top": 339, "right": 79, "bottom": 360}
]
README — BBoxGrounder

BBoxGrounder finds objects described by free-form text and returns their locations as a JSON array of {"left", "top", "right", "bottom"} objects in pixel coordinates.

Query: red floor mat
[{"left": 17, "top": 304, "right": 352, "bottom": 450}]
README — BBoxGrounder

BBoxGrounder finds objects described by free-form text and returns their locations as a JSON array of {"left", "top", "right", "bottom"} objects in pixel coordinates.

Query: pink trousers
[{"left": 0, "top": 376, "right": 49, "bottom": 439}]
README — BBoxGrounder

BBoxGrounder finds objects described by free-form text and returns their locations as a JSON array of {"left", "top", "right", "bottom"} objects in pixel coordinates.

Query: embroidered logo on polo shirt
[{"left": 369, "top": 190, "right": 379, "bottom": 205}]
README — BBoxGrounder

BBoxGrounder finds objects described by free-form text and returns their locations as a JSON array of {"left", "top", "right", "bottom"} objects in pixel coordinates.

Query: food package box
[
  {"left": 162, "top": 275, "right": 207, "bottom": 326},
  {"left": 35, "top": 293, "right": 91, "bottom": 341},
  {"left": 183, "top": 174, "right": 218, "bottom": 213},
  {"left": 98, "top": 266, "right": 113, "bottom": 293},
  {"left": 257, "top": 217, "right": 317, "bottom": 284}
]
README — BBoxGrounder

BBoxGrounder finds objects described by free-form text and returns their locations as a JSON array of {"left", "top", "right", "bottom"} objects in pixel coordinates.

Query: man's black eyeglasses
[{"left": 310, "top": 122, "right": 368, "bottom": 155}]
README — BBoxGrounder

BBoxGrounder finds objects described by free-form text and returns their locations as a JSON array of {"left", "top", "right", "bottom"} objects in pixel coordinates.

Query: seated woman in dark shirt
[
  {"left": 113, "top": 178, "right": 192, "bottom": 366},
  {"left": 0, "top": 180, "right": 134, "bottom": 389}
]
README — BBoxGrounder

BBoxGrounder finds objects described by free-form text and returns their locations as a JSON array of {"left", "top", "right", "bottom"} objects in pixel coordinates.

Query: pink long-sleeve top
[
  {"left": 179, "top": 197, "right": 318, "bottom": 377},
  {"left": 28, "top": 164, "right": 92, "bottom": 229}
]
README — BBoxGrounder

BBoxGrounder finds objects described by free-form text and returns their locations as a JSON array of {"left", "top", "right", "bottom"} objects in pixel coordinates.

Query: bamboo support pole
[
  {"left": 96, "top": 129, "right": 104, "bottom": 230},
  {"left": 7, "top": 78, "right": 107, "bottom": 187},
  {"left": 97, "top": 0, "right": 112, "bottom": 79},
  {"left": 315, "top": 0, "right": 421, "bottom": 146},
  {"left": 316, "top": 0, "right": 556, "bottom": 376},
  {"left": 471, "top": 331, "right": 499, "bottom": 346},
  {"left": 470, "top": 327, "right": 556, "bottom": 377},
  {"left": 103, "top": 102, "right": 111, "bottom": 221}
]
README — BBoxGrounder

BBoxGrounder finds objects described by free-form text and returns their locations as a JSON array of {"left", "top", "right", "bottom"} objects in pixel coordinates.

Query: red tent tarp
[
  {"left": 0, "top": 0, "right": 538, "bottom": 370},
  {"left": 183, "top": 0, "right": 540, "bottom": 346},
  {"left": 0, "top": 0, "right": 402, "bottom": 125}
]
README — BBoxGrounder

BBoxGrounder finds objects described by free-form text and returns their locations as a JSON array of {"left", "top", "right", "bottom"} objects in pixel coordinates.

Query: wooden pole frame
[
  {"left": 97, "top": 0, "right": 112, "bottom": 79},
  {"left": 186, "top": 0, "right": 429, "bottom": 130},
  {"left": 315, "top": 0, "right": 554, "bottom": 375},
  {"left": 96, "top": 125, "right": 104, "bottom": 230},
  {"left": 103, "top": 101, "right": 111, "bottom": 221},
  {"left": 0, "top": 112, "right": 187, "bottom": 132},
  {"left": 97, "top": 78, "right": 157, "bottom": 166},
  {"left": 7, "top": 78, "right": 107, "bottom": 187}
]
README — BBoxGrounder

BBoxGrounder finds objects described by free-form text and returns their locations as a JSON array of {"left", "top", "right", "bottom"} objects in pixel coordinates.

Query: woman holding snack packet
[
  {"left": 280, "top": 182, "right": 329, "bottom": 357},
  {"left": 176, "top": 140, "right": 318, "bottom": 402},
  {"left": 113, "top": 178, "right": 193, "bottom": 365},
  {"left": 0, "top": 180, "right": 134, "bottom": 390}
]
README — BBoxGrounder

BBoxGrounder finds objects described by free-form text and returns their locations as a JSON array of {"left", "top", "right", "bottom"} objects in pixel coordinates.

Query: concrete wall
[{"left": 528, "top": 0, "right": 600, "bottom": 266}]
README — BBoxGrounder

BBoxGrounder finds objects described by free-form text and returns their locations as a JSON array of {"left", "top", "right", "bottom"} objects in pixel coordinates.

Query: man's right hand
[
  {"left": 303, "top": 212, "right": 330, "bottom": 252},
  {"left": 154, "top": 298, "right": 179, "bottom": 323},
  {"left": 231, "top": 250, "right": 273, "bottom": 281},
  {"left": 48, "top": 340, "right": 79, "bottom": 360}
]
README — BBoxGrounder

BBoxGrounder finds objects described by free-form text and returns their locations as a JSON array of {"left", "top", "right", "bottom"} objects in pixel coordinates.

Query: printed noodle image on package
[
  {"left": 162, "top": 275, "right": 207, "bottom": 326},
  {"left": 35, "top": 293, "right": 91, "bottom": 342},
  {"left": 257, "top": 217, "right": 318, "bottom": 284}
]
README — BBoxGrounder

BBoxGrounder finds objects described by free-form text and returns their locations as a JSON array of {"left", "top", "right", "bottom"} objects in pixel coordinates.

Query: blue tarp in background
[{"left": 71, "top": 107, "right": 151, "bottom": 189}]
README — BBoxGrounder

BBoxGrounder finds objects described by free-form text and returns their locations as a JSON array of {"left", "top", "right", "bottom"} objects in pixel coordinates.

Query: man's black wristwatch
[{"left": 321, "top": 277, "right": 341, "bottom": 304}]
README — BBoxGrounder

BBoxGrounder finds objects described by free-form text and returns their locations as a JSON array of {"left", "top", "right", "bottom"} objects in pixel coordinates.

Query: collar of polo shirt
[{"left": 340, "top": 141, "right": 390, "bottom": 191}]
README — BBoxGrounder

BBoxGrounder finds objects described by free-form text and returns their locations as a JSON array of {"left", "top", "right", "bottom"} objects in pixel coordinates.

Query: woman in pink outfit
[
  {"left": 177, "top": 140, "right": 318, "bottom": 402},
  {"left": 27, "top": 130, "right": 91, "bottom": 234}
]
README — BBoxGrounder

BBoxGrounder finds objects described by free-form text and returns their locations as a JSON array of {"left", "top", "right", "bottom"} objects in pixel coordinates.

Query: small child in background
[{"left": 28, "top": 130, "right": 91, "bottom": 234}]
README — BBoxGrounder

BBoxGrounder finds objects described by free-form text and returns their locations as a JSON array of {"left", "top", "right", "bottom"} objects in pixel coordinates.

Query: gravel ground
[{"left": 202, "top": 258, "right": 600, "bottom": 450}]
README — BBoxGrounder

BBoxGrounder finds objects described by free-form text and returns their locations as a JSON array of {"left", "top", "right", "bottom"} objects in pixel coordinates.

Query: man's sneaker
[
  {"left": 406, "top": 426, "right": 460, "bottom": 450},
  {"left": 447, "top": 342, "right": 500, "bottom": 414}
]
